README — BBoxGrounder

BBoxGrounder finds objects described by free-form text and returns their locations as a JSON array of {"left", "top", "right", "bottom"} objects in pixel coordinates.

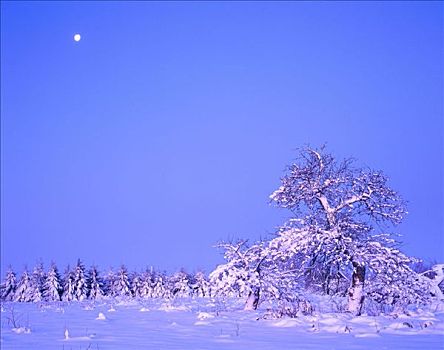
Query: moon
[{"left": 74, "top": 34, "right": 81, "bottom": 42}]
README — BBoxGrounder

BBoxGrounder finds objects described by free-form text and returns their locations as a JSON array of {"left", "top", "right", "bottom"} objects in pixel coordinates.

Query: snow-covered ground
[{"left": 1, "top": 298, "right": 443, "bottom": 349}]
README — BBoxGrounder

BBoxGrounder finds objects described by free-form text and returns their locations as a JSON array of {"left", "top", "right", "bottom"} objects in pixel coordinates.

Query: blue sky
[{"left": 1, "top": 2, "right": 443, "bottom": 275}]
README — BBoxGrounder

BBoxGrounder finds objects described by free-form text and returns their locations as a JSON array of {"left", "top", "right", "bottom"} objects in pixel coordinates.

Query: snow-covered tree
[
  {"left": 420, "top": 264, "right": 444, "bottom": 301},
  {"left": 210, "top": 240, "right": 298, "bottom": 310},
  {"left": 113, "top": 265, "right": 132, "bottom": 298},
  {"left": 170, "top": 270, "right": 192, "bottom": 298},
  {"left": 28, "top": 262, "right": 45, "bottom": 302},
  {"left": 14, "top": 269, "right": 32, "bottom": 302},
  {"left": 191, "top": 271, "right": 210, "bottom": 297},
  {"left": 269, "top": 146, "right": 429, "bottom": 315},
  {"left": 210, "top": 241, "right": 260, "bottom": 300},
  {"left": 73, "top": 259, "right": 88, "bottom": 301},
  {"left": 131, "top": 272, "right": 143, "bottom": 298},
  {"left": 139, "top": 269, "right": 154, "bottom": 298},
  {"left": 152, "top": 272, "right": 169, "bottom": 298},
  {"left": 1, "top": 267, "right": 17, "bottom": 301},
  {"left": 88, "top": 266, "right": 105, "bottom": 300},
  {"left": 62, "top": 265, "right": 76, "bottom": 301},
  {"left": 43, "top": 263, "right": 62, "bottom": 301},
  {"left": 104, "top": 269, "right": 116, "bottom": 297}
]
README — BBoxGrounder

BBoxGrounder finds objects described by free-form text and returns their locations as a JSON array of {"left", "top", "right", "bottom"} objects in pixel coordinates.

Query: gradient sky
[{"left": 1, "top": 1, "right": 443, "bottom": 276}]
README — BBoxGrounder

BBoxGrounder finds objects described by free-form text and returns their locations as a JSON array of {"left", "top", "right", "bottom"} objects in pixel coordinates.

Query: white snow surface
[{"left": 1, "top": 298, "right": 443, "bottom": 349}]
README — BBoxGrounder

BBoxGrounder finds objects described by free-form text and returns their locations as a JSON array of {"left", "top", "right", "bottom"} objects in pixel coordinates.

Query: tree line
[{"left": 1, "top": 260, "right": 211, "bottom": 303}]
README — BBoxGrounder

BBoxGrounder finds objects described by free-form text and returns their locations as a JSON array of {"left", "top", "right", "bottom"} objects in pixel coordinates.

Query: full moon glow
[{"left": 74, "top": 34, "right": 81, "bottom": 42}]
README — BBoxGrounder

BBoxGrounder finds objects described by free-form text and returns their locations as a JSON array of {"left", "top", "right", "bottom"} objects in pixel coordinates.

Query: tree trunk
[
  {"left": 244, "top": 288, "right": 260, "bottom": 311},
  {"left": 347, "top": 262, "right": 365, "bottom": 315}
]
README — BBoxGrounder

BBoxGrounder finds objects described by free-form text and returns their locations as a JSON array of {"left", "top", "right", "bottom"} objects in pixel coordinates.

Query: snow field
[{"left": 1, "top": 298, "right": 443, "bottom": 350}]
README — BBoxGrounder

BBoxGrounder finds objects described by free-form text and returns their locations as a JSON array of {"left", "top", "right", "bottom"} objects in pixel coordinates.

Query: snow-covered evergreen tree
[
  {"left": 139, "top": 269, "right": 154, "bottom": 298},
  {"left": 62, "top": 265, "right": 76, "bottom": 301},
  {"left": 113, "top": 265, "right": 132, "bottom": 298},
  {"left": 14, "top": 269, "right": 32, "bottom": 302},
  {"left": 87, "top": 266, "right": 105, "bottom": 300},
  {"left": 131, "top": 272, "right": 143, "bottom": 298},
  {"left": 1, "top": 267, "right": 17, "bottom": 301},
  {"left": 269, "top": 146, "right": 430, "bottom": 315},
  {"left": 104, "top": 269, "right": 116, "bottom": 297},
  {"left": 73, "top": 259, "right": 88, "bottom": 301},
  {"left": 43, "top": 263, "right": 62, "bottom": 301},
  {"left": 152, "top": 272, "right": 169, "bottom": 298},
  {"left": 171, "top": 270, "right": 192, "bottom": 298},
  {"left": 28, "top": 262, "right": 45, "bottom": 302}
]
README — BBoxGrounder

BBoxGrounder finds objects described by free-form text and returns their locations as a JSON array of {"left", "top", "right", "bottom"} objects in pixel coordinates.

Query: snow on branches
[
  {"left": 270, "top": 147, "right": 407, "bottom": 228},
  {"left": 209, "top": 240, "right": 299, "bottom": 310},
  {"left": 269, "top": 146, "right": 430, "bottom": 314}
]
